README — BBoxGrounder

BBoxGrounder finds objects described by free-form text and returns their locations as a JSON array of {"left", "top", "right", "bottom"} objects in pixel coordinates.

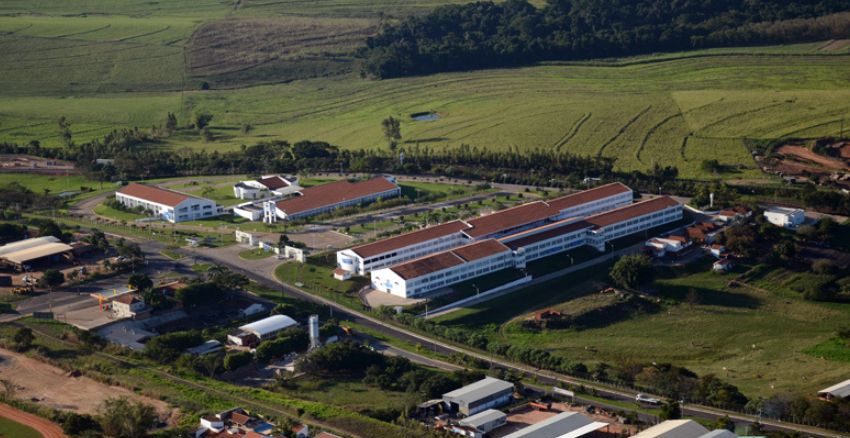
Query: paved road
[{"left": 174, "top": 242, "right": 842, "bottom": 438}]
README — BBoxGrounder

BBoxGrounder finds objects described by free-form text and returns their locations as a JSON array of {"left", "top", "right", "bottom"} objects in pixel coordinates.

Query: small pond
[{"left": 410, "top": 111, "right": 440, "bottom": 122}]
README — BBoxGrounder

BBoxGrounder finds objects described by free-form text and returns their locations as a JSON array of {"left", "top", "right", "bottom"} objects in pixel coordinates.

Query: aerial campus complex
[{"left": 337, "top": 183, "right": 683, "bottom": 298}]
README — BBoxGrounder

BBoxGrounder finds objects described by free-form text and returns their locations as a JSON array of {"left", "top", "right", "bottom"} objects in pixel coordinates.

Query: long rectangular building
[
  {"left": 337, "top": 220, "right": 471, "bottom": 275},
  {"left": 273, "top": 176, "right": 400, "bottom": 220},
  {"left": 115, "top": 183, "right": 224, "bottom": 223},
  {"left": 337, "top": 182, "right": 632, "bottom": 277},
  {"left": 442, "top": 377, "right": 514, "bottom": 416},
  {"left": 371, "top": 196, "right": 682, "bottom": 298},
  {"left": 371, "top": 240, "right": 514, "bottom": 298}
]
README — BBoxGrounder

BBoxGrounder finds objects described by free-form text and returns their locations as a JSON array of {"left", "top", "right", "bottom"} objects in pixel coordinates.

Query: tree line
[{"left": 359, "top": 0, "right": 850, "bottom": 78}]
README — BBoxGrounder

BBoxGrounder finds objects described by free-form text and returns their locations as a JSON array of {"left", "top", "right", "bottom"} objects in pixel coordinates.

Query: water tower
[{"left": 308, "top": 314, "right": 320, "bottom": 349}]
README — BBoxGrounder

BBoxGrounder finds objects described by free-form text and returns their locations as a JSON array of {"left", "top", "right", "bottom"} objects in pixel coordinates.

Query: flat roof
[
  {"left": 765, "top": 206, "right": 804, "bottom": 214},
  {"left": 239, "top": 314, "right": 297, "bottom": 337},
  {"left": 464, "top": 201, "right": 557, "bottom": 239},
  {"left": 503, "top": 412, "right": 595, "bottom": 438},
  {"left": 0, "top": 237, "right": 73, "bottom": 265},
  {"left": 546, "top": 182, "right": 631, "bottom": 212},
  {"left": 349, "top": 220, "right": 470, "bottom": 258},
  {"left": 458, "top": 409, "right": 506, "bottom": 428},
  {"left": 586, "top": 196, "right": 680, "bottom": 229},
  {"left": 630, "top": 420, "right": 709, "bottom": 438},
  {"left": 388, "top": 239, "right": 510, "bottom": 280},
  {"left": 500, "top": 219, "right": 591, "bottom": 250},
  {"left": 818, "top": 378, "right": 850, "bottom": 398},
  {"left": 117, "top": 183, "right": 194, "bottom": 207},
  {"left": 443, "top": 377, "right": 513, "bottom": 405},
  {"left": 275, "top": 177, "right": 398, "bottom": 216}
]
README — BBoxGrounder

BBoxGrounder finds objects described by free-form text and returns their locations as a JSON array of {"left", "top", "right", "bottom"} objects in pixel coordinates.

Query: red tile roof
[
  {"left": 258, "top": 176, "right": 290, "bottom": 190},
  {"left": 545, "top": 182, "right": 631, "bottom": 212},
  {"left": 464, "top": 201, "right": 557, "bottom": 238},
  {"left": 452, "top": 239, "right": 509, "bottom": 262},
  {"left": 390, "top": 251, "right": 464, "bottom": 280},
  {"left": 230, "top": 412, "right": 252, "bottom": 425},
  {"left": 117, "top": 183, "right": 191, "bottom": 207},
  {"left": 389, "top": 239, "right": 510, "bottom": 280},
  {"left": 586, "top": 196, "right": 680, "bottom": 229},
  {"left": 500, "top": 219, "right": 592, "bottom": 250},
  {"left": 350, "top": 220, "right": 470, "bottom": 258},
  {"left": 275, "top": 177, "right": 398, "bottom": 216}
]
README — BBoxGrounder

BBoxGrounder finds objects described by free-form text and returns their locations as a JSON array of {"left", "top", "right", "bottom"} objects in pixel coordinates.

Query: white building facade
[
  {"left": 337, "top": 221, "right": 471, "bottom": 276},
  {"left": 370, "top": 240, "right": 515, "bottom": 298},
  {"left": 274, "top": 176, "right": 401, "bottom": 221},
  {"left": 232, "top": 175, "right": 300, "bottom": 200},
  {"left": 586, "top": 197, "right": 683, "bottom": 251},
  {"left": 115, "top": 183, "right": 224, "bottom": 223},
  {"left": 763, "top": 206, "right": 805, "bottom": 228}
]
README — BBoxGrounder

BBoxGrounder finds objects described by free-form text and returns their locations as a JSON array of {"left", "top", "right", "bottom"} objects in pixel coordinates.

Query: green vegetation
[
  {"left": 93, "top": 203, "right": 146, "bottom": 221},
  {"left": 432, "top": 257, "right": 850, "bottom": 398},
  {"left": 274, "top": 255, "right": 368, "bottom": 310},
  {"left": 0, "top": 416, "right": 43, "bottom": 438}
]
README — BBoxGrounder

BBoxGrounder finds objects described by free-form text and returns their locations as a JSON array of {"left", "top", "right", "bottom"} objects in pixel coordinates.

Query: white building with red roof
[
  {"left": 273, "top": 176, "right": 400, "bottom": 221},
  {"left": 115, "top": 183, "right": 225, "bottom": 223},
  {"left": 232, "top": 175, "right": 300, "bottom": 200}
]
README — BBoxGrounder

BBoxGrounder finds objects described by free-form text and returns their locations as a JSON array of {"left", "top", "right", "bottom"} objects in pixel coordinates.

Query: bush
[{"left": 224, "top": 351, "right": 253, "bottom": 371}]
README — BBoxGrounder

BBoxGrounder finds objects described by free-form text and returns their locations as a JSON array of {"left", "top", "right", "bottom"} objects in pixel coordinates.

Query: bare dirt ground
[
  {"left": 0, "top": 402, "right": 67, "bottom": 438},
  {"left": 819, "top": 39, "right": 850, "bottom": 51},
  {"left": 0, "top": 349, "right": 170, "bottom": 416},
  {"left": 188, "top": 16, "right": 375, "bottom": 81},
  {"left": 776, "top": 145, "right": 849, "bottom": 171}
]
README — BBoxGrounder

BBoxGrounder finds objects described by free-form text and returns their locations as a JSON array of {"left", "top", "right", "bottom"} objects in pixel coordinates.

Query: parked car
[{"left": 635, "top": 393, "right": 661, "bottom": 405}]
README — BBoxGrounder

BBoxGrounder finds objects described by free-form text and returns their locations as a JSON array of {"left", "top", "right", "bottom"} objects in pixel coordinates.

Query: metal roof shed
[
  {"left": 239, "top": 314, "right": 297, "bottom": 338},
  {"left": 458, "top": 409, "right": 507, "bottom": 432},
  {"left": 502, "top": 412, "right": 600, "bottom": 438},
  {"left": 630, "top": 420, "right": 710, "bottom": 438},
  {"left": 442, "top": 377, "right": 514, "bottom": 415},
  {"left": 818, "top": 378, "right": 850, "bottom": 400}
]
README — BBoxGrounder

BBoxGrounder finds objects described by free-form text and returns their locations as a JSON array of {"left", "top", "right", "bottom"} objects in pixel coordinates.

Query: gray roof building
[{"left": 442, "top": 377, "right": 514, "bottom": 416}]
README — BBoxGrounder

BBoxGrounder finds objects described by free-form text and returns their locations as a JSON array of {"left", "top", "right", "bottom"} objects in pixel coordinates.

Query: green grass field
[
  {"left": 433, "top": 259, "right": 850, "bottom": 398},
  {"left": 0, "top": 415, "right": 43, "bottom": 438}
]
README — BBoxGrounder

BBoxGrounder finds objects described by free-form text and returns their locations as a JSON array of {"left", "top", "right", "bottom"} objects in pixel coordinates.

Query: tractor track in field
[
  {"left": 554, "top": 112, "right": 591, "bottom": 151},
  {"left": 636, "top": 112, "right": 683, "bottom": 163},
  {"left": 696, "top": 101, "right": 787, "bottom": 134},
  {"left": 118, "top": 25, "right": 172, "bottom": 42},
  {"left": 596, "top": 106, "right": 651, "bottom": 157}
]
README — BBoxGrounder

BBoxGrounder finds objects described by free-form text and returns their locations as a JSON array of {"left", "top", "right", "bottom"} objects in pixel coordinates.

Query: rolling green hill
[{"left": 0, "top": 1, "right": 849, "bottom": 180}]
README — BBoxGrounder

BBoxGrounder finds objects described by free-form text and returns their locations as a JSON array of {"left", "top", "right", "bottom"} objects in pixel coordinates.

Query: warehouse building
[
  {"left": 337, "top": 220, "right": 471, "bottom": 276},
  {"left": 442, "top": 377, "right": 514, "bottom": 416},
  {"left": 272, "top": 176, "right": 400, "bottom": 221},
  {"left": 453, "top": 409, "right": 507, "bottom": 438},
  {"left": 0, "top": 236, "right": 74, "bottom": 271},
  {"left": 818, "top": 378, "right": 850, "bottom": 401},
  {"left": 370, "top": 240, "right": 515, "bottom": 298},
  {"left": 115, "top": 183, "right": 225, "bottom": 223},
  {"left": 336, "top": 183, "right": 633, "bottom": 277},
  {"left": 233, "top": 175, "right": 300, "bottom": 200},
  {"left": 227, "top": 314, "right": 298, "bottom": 347},
  {"left": 630, "top": 420, "right": 710, "bottom": 438},
  {"left": 763, "top": 206, "right": 805, "bottom": 228},
  {"left": 502, "top": 412, "right": 607, "bottom": 438}
]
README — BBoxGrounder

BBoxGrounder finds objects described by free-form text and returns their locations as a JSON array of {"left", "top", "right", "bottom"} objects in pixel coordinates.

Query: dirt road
[{"left": 0, "top": 402, "right": 67, "bottom": 438}]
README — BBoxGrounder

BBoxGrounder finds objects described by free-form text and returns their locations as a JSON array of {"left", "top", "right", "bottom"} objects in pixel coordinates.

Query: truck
[{"left": 635, "top": 393, "right": 661, "bottom": 405}]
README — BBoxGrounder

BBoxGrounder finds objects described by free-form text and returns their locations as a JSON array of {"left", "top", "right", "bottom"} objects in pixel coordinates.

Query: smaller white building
[
  {"left": 227, "top": 314, "right": 298, "bottom": 346},
  {"left": 443, "top": 377, "right": 514, "bottom": 416},
  {"left": 111, "top": 294, "right": 147, "bottom": 319},
  {"left": 115, "top": 183, "right": 225, "bottom": 223},
  {"left": 453, "top": 409, "right": 507, "bottom": 438},
  {"left": 763, "top": 206, "right": 805, "bottom": 228},
  {"left": 233, "top": 175, "right": 300, "bottom": 200}
]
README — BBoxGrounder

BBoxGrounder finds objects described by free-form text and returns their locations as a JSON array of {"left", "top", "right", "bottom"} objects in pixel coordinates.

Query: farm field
[
  {"left": 0, "top": 415, "right": 43, "bottom": 438},
  {"left": 433, "top": 259, "right": 850, "bottom": 399},
  {"left": 3, "top": 51, "right": 850, "bottom": 179}
]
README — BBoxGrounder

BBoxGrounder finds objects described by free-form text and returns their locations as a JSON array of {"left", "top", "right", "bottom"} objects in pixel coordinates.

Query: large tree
[
  {"left": 381, "top": 116, "right": 401, "bottom": 151},
  {"left": 609, "top": 254, "right": 653, "bottom": 289}
]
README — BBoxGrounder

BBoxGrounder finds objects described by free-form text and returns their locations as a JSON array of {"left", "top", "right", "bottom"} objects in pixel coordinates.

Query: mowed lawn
[
  {"left": 434, "top": 260, "right": 850, "bottom": 399},
  {"left": 0, "top": 415, "right": 43, "bottom": 438}
]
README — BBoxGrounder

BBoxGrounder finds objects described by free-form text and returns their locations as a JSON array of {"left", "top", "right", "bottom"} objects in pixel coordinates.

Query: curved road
[{"left": 0, "top": 403, "right": 67, "bottom": 438}]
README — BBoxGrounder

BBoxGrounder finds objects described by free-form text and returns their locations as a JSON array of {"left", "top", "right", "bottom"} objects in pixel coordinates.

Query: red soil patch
[
  {"left": 776, "top": 145, "right": 849, "bottom": 171},
  {"left": 0, "top": 403, "right": 67, "bottom": 438},
  {"left": 819, "top": 39, "right": 850, "bottom": 52}
]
